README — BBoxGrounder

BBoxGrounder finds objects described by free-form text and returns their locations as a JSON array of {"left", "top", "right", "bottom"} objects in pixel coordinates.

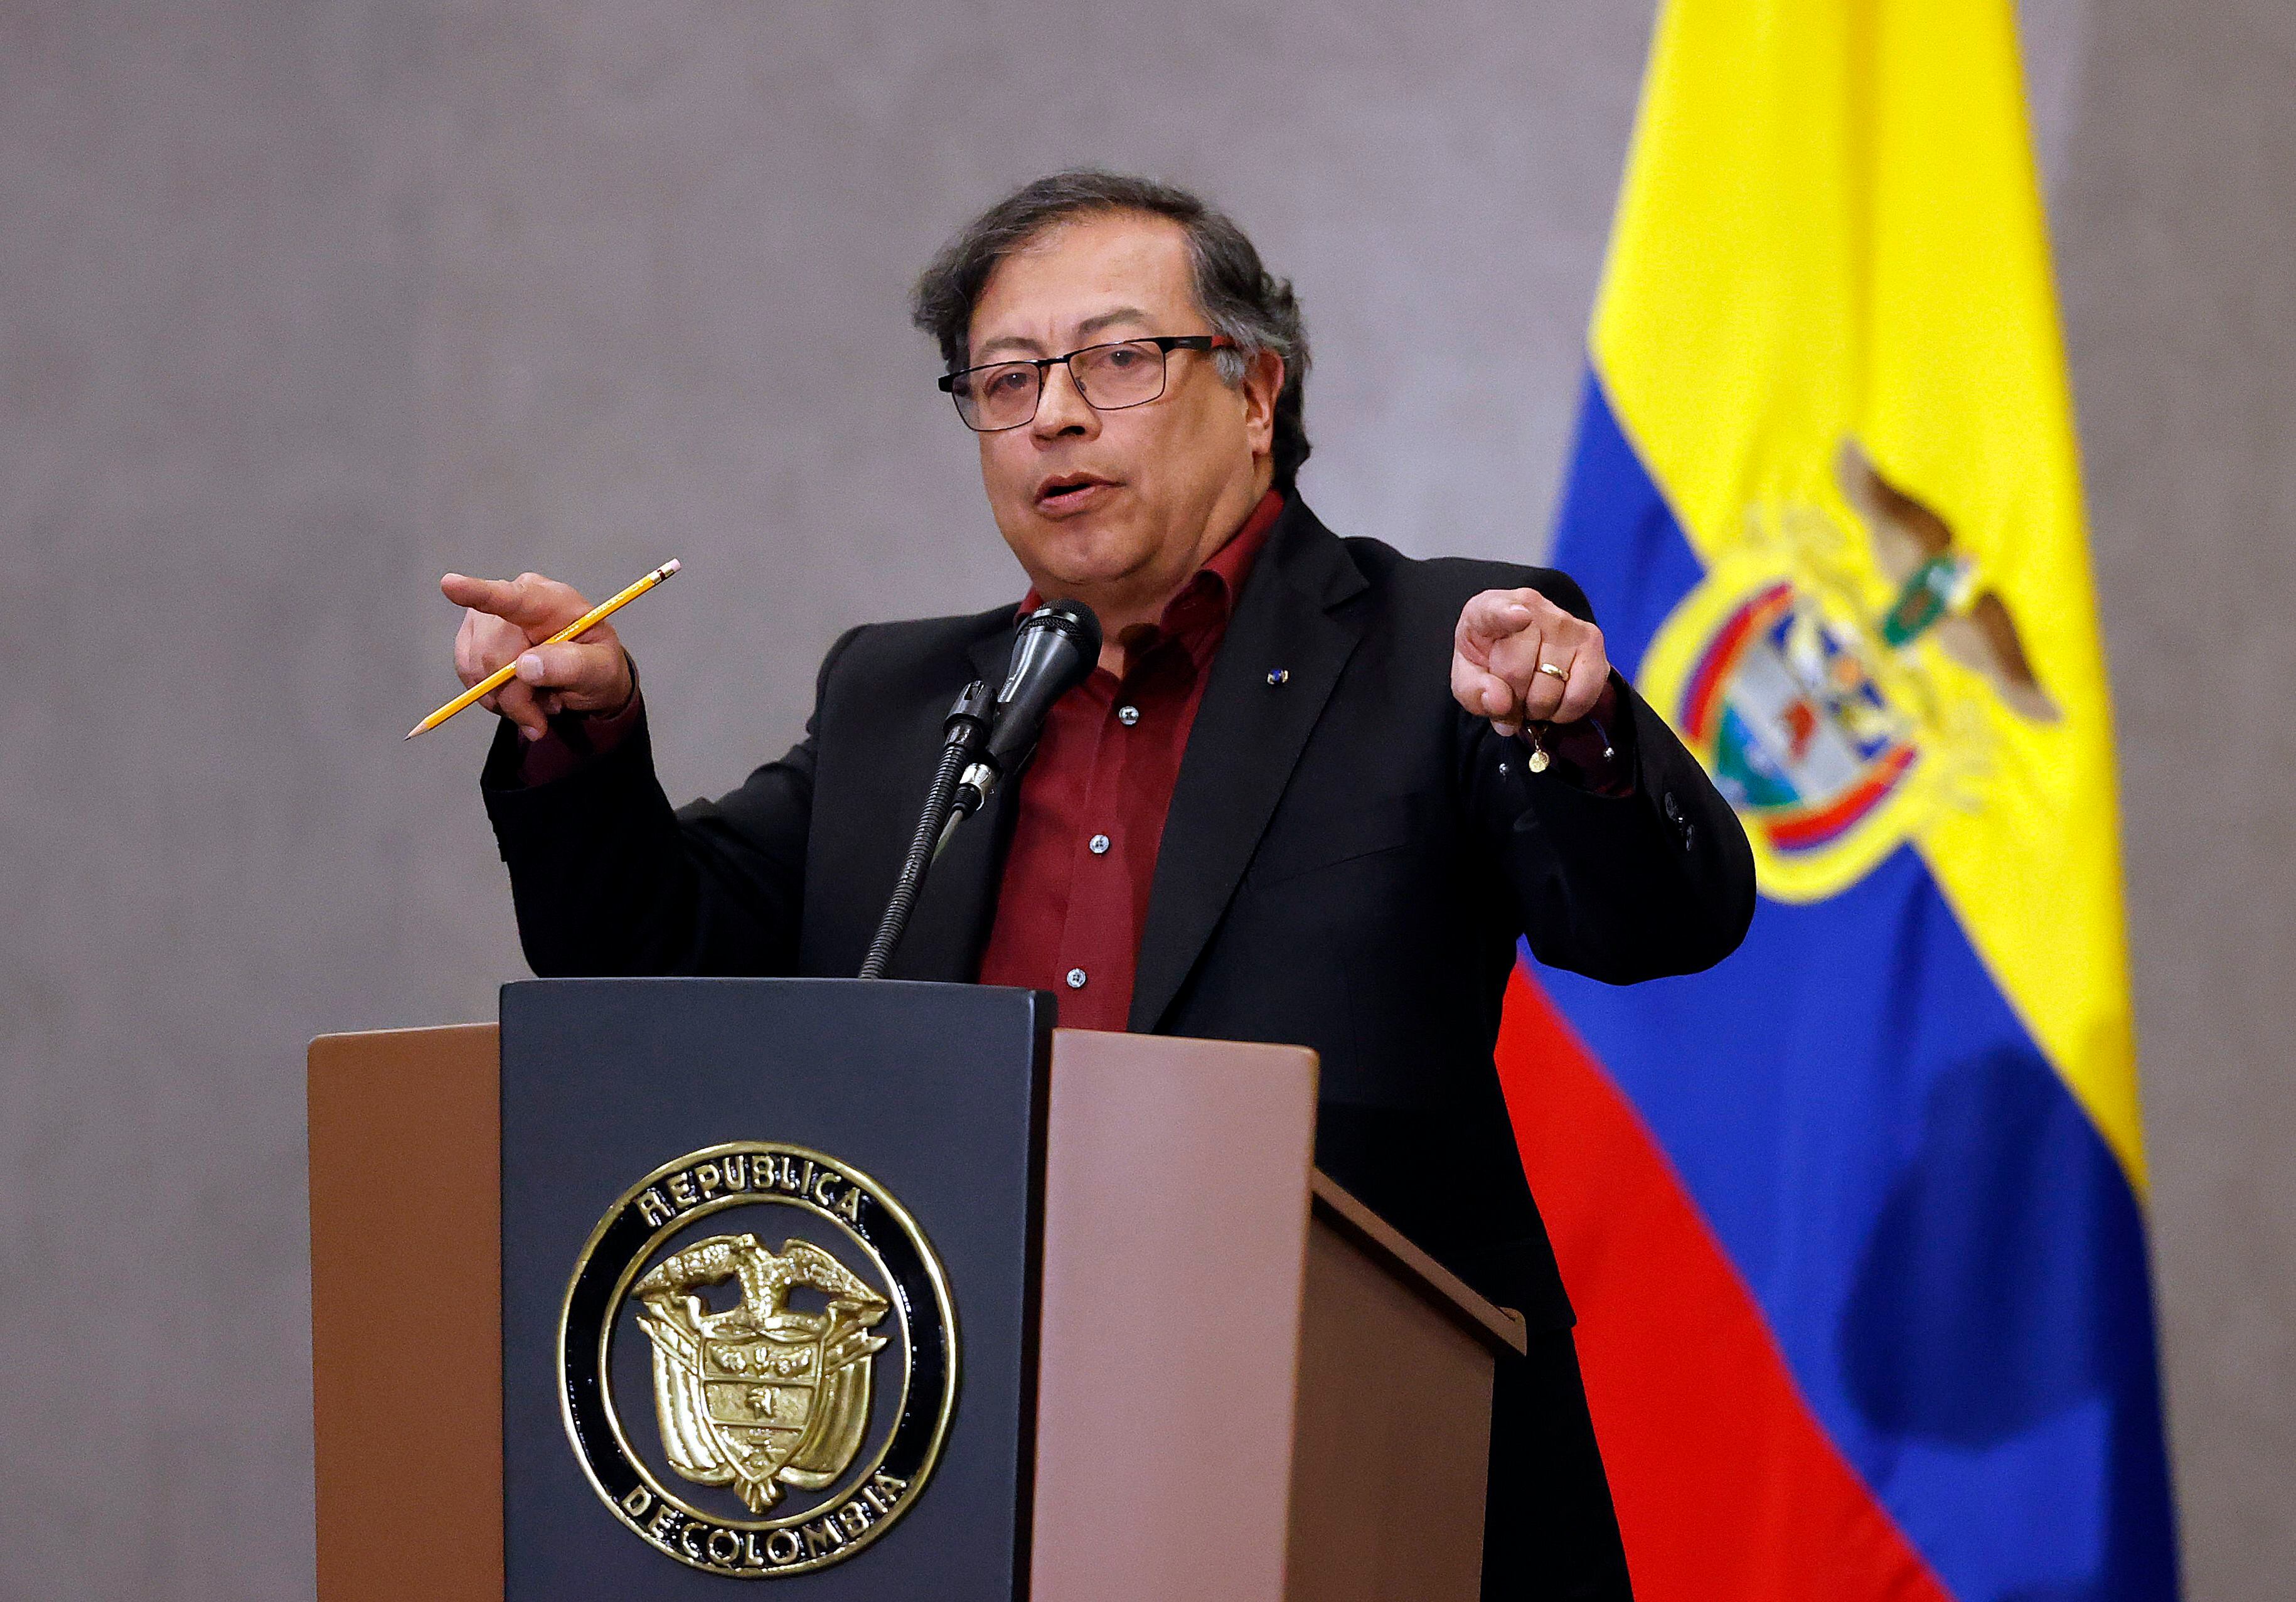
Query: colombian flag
[{"left": 1497, "top": 3, "right": 2181, "bottom": 1598}]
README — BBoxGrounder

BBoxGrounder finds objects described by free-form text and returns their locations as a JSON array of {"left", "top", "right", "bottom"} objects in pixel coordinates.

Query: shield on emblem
[
  {"left": 632, "top": 1233, "right": 890, "bottom": 1512},
  {"left": 1687, "top": 582, "right": 1920, "bottom": 855}
]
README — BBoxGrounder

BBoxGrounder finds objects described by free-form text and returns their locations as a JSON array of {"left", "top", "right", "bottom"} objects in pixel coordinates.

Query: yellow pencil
[{"left": 405, "top": 558, "right": 682, "bottom": 739}]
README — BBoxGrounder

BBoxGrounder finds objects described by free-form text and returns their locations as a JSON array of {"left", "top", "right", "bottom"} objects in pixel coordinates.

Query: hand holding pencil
[{"left": 419, "top": 561, "right": 679, "bottom": 740}]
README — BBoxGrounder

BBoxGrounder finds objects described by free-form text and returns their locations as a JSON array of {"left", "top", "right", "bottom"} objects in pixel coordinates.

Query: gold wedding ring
[{"left": 1537, "top": 661, "right": 1569, "bottom": 681}]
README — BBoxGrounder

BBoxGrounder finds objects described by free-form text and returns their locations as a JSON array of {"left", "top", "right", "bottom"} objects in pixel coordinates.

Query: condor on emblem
[{"left": 559, "top": 1141, "right": 958, "bottom": 1578}]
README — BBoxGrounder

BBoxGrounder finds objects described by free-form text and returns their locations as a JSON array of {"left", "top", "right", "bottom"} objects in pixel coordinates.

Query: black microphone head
[
  {"left": 997, "top": 601, "right": 1101, "bottom": 700},
  {"left": 985, "top": 600, "right": 1103, "bottom": 774}
]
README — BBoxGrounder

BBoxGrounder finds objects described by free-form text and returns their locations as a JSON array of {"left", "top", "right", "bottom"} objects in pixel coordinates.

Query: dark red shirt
[{"left": 974, "top": 491, "right": 1285, "bottom": 1030}]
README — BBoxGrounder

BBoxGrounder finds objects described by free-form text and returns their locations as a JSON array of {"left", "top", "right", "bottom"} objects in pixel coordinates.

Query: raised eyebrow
[
  {"left": 970, "top": 307, "right": 1155, "bottom": 363},
  {"left": 1074, "top": 306, "right": 1154, "bottom": 339},
  {"left": 970, "top": 334, "right": 1047, "bottom": 362}
]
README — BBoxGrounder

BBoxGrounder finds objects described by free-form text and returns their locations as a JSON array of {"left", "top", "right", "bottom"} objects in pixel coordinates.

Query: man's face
[{"left": 965, "top": 210, "right": 1279, "bottom": 616}]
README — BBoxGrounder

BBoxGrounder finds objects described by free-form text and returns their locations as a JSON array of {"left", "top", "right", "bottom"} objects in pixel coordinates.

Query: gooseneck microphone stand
[{"left": 857, "top": 680, "right": 996, "bottom": 980}]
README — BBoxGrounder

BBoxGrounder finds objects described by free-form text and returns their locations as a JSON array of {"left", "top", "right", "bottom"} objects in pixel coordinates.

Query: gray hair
[{"left": 911, "top": 170, "right": 1312, "bottom": 493}]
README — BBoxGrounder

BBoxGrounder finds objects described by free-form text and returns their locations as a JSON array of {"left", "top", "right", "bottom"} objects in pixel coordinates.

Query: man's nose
[{"left": 1031, "top": 360, "right": 1098, "bottom": 437}]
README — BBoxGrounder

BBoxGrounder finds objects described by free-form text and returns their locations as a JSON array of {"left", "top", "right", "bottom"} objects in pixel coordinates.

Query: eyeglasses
[{"left": 937, "top": 334, "right": 1234, "bottom": 432}]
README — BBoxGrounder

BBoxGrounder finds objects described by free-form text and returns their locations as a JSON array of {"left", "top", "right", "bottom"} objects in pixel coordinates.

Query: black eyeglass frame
[{"left": 936, "top": 334, "right": 1235, "bottom": 431}]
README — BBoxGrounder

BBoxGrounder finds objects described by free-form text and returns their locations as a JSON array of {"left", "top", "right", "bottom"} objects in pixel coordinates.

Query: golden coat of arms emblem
[
  {"left": 558, "top": 1141, "right": 957, "bottom": 1579},
  {"left": 633, "top": 1232, "right": 890, "bottom": 1512}
]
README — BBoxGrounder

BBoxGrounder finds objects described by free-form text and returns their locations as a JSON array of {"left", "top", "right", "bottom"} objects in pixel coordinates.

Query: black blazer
[{"left": 483, "top": 497, "right": 1754, "bottom": 1328}]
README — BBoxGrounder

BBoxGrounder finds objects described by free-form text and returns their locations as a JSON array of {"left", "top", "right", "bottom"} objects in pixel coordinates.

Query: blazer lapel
[
  {"left": 1128, "top": 501, "right": 1369, "bottom": 1032},
  {"left": 885, "top": 621, "right": 1020, "bottom": 981}
]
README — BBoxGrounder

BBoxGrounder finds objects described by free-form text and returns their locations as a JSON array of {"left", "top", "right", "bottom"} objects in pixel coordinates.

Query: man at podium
[{"left": 441, "top": 171, "right": 1754, "bottom": 1599}]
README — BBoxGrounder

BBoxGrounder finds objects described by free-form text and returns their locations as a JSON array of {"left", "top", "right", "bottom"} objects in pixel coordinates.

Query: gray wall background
[{"left": 2, "top": 1, "right": 2288, "bottom": 1596}]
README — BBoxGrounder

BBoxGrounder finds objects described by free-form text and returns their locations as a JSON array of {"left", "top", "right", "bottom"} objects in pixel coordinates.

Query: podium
[{"left": 309, "top": 980, "right": 1525, "bottom": 1599}]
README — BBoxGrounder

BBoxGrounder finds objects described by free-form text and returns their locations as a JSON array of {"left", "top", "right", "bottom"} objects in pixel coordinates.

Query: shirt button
[
  {"left": 1089, "top": 833, "right": 1111, "bottom": 855},
  {"left": 1117, "top": 705, "right": 1140, "bottom": 726},
  {"left": 1065, "top": 968, "right": 1087, "bottom": 989}
]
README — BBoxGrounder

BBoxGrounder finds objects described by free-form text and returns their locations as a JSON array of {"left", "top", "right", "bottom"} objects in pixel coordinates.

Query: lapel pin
[{"left": 1266, "top": 668, "right": 1289, "bottom": 686}]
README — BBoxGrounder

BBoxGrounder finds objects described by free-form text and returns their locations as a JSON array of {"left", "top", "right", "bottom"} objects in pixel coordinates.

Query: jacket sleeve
[
  {"left": 479, "top": 626, "right": 863, "bottom": 977},
  {"left": 1464, "top": 572, "right": 1757, "bottom": 983}
]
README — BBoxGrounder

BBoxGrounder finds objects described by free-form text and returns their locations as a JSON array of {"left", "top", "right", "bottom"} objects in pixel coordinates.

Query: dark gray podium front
[{"left": 501, "top": 978, "right": 1050, "bottom": 1598}]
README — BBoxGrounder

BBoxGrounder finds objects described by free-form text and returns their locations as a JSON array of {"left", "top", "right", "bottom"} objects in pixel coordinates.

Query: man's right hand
[{"left": 441, "top": 571, "right": 635, "bottom": 742}]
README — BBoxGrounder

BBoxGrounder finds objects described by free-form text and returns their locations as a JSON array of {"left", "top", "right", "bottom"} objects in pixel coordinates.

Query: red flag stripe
[{"left": 1498, "top": 966, "right": 1955, "bottom": 1601}]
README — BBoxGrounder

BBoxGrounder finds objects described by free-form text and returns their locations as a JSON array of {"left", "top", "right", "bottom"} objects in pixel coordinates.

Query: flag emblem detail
[{"left": 1642, "top": 442, "right": 2061, "bottom": 902}]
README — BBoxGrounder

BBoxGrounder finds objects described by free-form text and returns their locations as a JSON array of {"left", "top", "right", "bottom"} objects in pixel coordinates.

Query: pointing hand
[
  {"left": 441, "top": 571, "right": 635, "bottom": 742},
  {"left": 1450, "top": 588, "right": 1610, "bottom": 739}
]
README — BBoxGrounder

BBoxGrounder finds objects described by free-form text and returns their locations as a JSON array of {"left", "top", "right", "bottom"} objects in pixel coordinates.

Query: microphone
[
  {"left": 952, "top": 600, "right": 1103, "bottom": 823},
  {"left": 855, "top": 601, "right": 1099, "bottom": 981}
]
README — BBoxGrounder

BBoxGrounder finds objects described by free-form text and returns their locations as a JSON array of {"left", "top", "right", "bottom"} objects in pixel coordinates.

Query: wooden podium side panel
[
  {"left": 1029, "top": 1030, "right": 1319, "bottom": 1602},
  {"left": 307, "top": 1024, "right": 502, "bottom": 1602},
  {"left": 1284, "top": 1213, "right": 1497, "bottom": 1602}
]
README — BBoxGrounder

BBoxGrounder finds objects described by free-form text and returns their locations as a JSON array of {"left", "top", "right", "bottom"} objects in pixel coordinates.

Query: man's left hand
[{"left": 1451, "top": 588, "right": 1610, "bottom": 739}]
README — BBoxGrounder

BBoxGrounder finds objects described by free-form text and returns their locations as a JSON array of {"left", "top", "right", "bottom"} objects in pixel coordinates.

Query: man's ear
[{"left": 1241, "top": 348, "right": 1284, "bottom": 452}]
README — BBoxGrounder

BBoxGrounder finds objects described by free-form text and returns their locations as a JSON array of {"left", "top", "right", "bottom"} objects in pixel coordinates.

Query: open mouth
[{"left": 1035, "top": 474, "right": 1116, "bottom": 513}]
